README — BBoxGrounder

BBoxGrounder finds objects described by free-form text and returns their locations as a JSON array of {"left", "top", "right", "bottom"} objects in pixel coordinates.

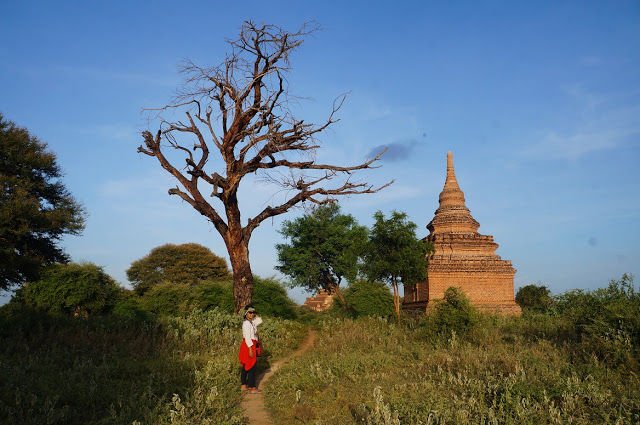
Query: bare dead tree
[{"left": 138, "top": 22, "right": 391, "bottom": 312}]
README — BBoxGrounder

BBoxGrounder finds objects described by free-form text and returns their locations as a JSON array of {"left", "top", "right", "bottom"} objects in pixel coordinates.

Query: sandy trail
[{"left": 241, "top": 329, "right": 317, "bottom": 425}]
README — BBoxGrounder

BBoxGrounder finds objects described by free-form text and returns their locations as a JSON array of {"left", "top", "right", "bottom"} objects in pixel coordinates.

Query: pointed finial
[{"left": 444, "top": 151, "right": 459, "bottom": 189}]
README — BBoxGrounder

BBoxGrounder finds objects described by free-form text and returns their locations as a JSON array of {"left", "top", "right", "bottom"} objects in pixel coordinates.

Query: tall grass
[
  {"left": 266, "top": 314, "right": 639, "bottom": 424},
  {"left": 0, "top": 306, "right": 306, "bottom": 424}
]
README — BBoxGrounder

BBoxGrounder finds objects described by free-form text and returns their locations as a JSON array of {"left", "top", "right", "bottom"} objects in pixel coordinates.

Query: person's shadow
[{"left": 255, "top": 347, "right": 273, "bottom": 386}]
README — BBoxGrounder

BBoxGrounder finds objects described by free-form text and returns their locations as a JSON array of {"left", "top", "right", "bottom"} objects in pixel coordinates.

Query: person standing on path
[{"left": 238, "top": 306, "right": 262, "bottom": 394}]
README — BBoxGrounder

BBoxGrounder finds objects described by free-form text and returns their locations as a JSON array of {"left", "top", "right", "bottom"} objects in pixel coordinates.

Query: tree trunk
[
  {"left": 333, "top": 285, "right": 348, "bottom": 310},
  {"left": 392, "top": 281, "right": 401, "bottom": 322},
  {"left": 226, "top": 232, "right": 254, "bottom": 313}
]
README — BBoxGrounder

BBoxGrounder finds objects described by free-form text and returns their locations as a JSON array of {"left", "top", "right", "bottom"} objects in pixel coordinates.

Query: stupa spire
[
  {"left": 428, "top": 151, "right": 479, "bottom": 234},
  {"left": 444, "top": 151, "right": 460, "bottom": 190}
]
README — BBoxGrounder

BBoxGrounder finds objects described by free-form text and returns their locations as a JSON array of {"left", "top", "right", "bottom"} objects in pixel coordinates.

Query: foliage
[
  {"left": 14, "top": 262, "right": 120, "bottom": 317},
  {"left": 276, "top": 203, "right": 368, "bottom": 294},
  {"left": 554, "top": 274, "right": 639, "bottom": 367},
  {"left": 0, "top": 113, "right": 85, "bottom": 290},
  {"left": 516, "top": 284, "right": 553, "bottom": 312},
  {"left": 0, "top": 305, "right": 306, "bottom": 425},
  {"left": 429, "top": 287, "right": 478, "bottom": 338},
  {"left": 111, "top": 291, "right": 154, "bottom": 321},
  {"left": 192, "top": 280, "right": 235, "bottom": 313},
  {"left": 362, "top": 210, "right": 428, "bottom": 319},
  {"left": 127, "top": 243, "right": 229, "bottom": 294},
  {"left": 139, "top": 280, "right": 234, "bottom": 316},
  {"left": 335, "top": 280, "right": 394, "bottom": 318},
  {"left": 137, "top": 276, "right": 297, "bottom": 319},
  {"left": 252, "top": 276, "right": 298, "bottom": 319}
]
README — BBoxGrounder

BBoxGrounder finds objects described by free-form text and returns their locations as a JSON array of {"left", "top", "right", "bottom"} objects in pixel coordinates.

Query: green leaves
[
  {"left": 362, "top": 211, "right": 428, "bottom": 287},
  {"left": 126, "top": 243, "right": 230, "bottom": 294},
  {"left": 516, "top": 284, "right": 553, "bottom": 312},
  {"left": 16, "top": 263, "right": 120, "bottom": 316},
  {"left": 276, "top": 203, "right": 368, "bottom": 293},
  {"left": 0, "top": 114, "right": 85, "bottom": 290}
]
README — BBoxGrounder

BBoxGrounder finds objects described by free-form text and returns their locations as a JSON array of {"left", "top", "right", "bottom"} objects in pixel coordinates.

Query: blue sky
[{"left": 2, "top": 0, "right": 639, "bottom": 303}]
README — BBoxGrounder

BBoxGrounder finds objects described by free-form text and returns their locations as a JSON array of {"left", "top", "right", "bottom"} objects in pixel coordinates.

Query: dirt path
[{"left": 241, "top": 329, "right": 317, "bottom": 425}]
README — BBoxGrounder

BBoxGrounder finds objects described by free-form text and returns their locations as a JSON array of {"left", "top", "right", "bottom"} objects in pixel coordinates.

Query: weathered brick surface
[
  {"left": 403, "top": 152, "right": 521, "bottom": 316},
  {"left": 303, "top": 290, "right": 335, "bottom": 312}
]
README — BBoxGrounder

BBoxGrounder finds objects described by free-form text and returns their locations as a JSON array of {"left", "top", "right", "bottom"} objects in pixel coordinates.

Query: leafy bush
[
  {"left": 15, "top": 262, "right": 120, "bottom": 317},
  {"left": 555, "top": 274, "right": 639, "bottom": 367},
  {"left": 338, "top": 280, "right": 394, "bottom": 318},
  {"left": 191, "top": 280, "right": 235, "bottom": 313},
  {"left": 138, "top": 282, "right": 193, "bottom": 316},
  {"left": 430, "top": 287, "right": 478, "bottom": 338},
  {"left": 252, "top": 276, "right": 298, "bottom": 319},
  {"left": 139, "top": 280, "right": 233, "bottom": 316},
  {"left": 111, "top": 291, "right": 154, "bottom": 321},
  {"left": 516, "top": 284, "right": 553, "bottom": 312}
]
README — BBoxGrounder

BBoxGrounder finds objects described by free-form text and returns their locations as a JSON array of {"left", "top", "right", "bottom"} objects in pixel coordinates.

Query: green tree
[
  {"left": 515, "top": 284, "right": 553, "bottom": 312},
  {"left": 362, "top": 211, "right": 428, "bottom": 321},
  {"left": 126, "top": 243, "right": 229, "bottom": 294},
  {"left": 276, "top": 203, "right": 368, "bottom": 305},
  {"left": 15, "top": 262, "right": 120, "bottom": 317},
  {"left": 339, "top": 280, "right": 394, "bottom": 318},
  {"left": 0, "top": 114, "right": 85, "bottom": 291},
  {"left": 137, "top": 23, "right": 389, "bottom": 312}
]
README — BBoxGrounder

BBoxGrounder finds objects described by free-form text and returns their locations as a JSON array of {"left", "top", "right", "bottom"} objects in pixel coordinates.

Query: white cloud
[
  {"left": 523, "top": 87, "right": 640, "bottom": 160},
  {"left": 525, "top": 127, "right": 636, "bottom": 160}
]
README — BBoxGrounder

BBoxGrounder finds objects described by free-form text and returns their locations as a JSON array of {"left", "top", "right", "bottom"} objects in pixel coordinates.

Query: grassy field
[
  {"left": 0, "top": 307, "right": 306, "bottom": 425},
  {"left": 2, "top": 276, "right": 638, "bottom": 424},
  {"left": 266, "top": 314, "right": 639, "bottom": 424}
]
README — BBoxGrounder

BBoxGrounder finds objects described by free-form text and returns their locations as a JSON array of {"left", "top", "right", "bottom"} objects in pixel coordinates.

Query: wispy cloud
[
  {"left": 525, "top": 127, "right": 638, "bottom": 160},
  {"left": 523, "top": 87, "right": 640, "bottom": 160}
]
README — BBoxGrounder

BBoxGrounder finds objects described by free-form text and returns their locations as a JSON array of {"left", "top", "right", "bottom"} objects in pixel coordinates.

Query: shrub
[
  {"left": 191, "top": 280, "right": 235, "bottom": 313},
  {"left": 138, "top": 282, "right": 192, "bottom": 316},
  {"left": 252, "top": 276, "right": 298, "bottom": 319},
  {"left": 516, "top": 284, "right": 553, "bottom": 312},
  {"left": 555, "top": 274, "right": 639, "bottom": 367},
  {"left": 15, "top": 262, "right": 120, "bottom": 317},
  {"left": 112, "top": 291, "right": 154, "bottom": 321},
  {"left": 340, "top": 280, "right": 394, "bottom": 318},
  {"left": 138, "top": 280, "right": 234, "bottom": 316},
  {"left": 430, "top": 287, "right": 478, "bottom": 338}
]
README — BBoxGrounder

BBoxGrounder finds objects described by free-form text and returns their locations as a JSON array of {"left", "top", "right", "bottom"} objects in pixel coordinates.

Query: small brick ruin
[
  {"left": 403, "top": 152, "right": 521, "bottom": 315},
  {"left": 303, "top": 289, "right": 335, "bottom": 312}
]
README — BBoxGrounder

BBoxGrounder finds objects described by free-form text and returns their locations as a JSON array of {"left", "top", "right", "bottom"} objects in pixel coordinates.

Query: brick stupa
[
  {"left": 403, "top": 152, "right": 521, "bottom": 315},
  {"left": 303, "top": 290, "right": 334, "bottom": 312}
]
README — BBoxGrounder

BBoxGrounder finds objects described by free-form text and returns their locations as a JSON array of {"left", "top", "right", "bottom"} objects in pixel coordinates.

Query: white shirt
[{"left": 242, "top": 317, "right": 261, "bottom": 347}]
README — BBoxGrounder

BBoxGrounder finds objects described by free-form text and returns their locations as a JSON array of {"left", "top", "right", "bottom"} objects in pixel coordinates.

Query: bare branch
[
  {"left": 138, "top": 22, "right": 390, "bottom": 311},
  {"left": 244, "top": 177, "right": 393, "bottom": 238}
]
